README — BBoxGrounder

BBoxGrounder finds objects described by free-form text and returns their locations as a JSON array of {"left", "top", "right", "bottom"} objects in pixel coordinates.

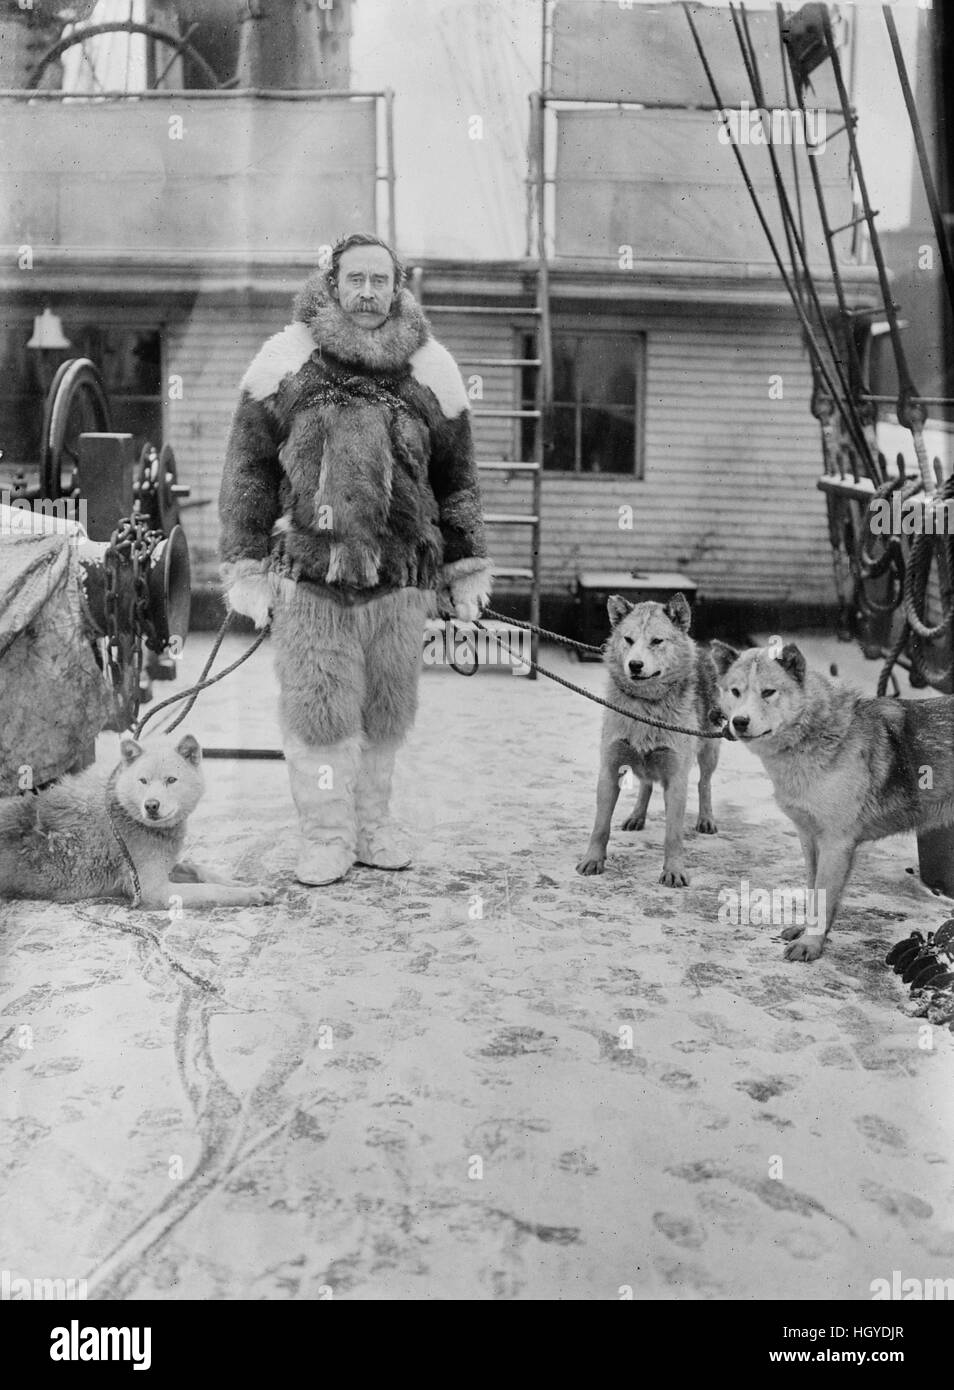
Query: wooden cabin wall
[{"left": 433, "top": 304, "right": 835, "bottom": 608}]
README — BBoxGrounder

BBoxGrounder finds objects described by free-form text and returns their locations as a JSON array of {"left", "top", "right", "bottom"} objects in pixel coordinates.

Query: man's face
[{"left": 334, "top": 245, "right": 396, "bottom": 328}]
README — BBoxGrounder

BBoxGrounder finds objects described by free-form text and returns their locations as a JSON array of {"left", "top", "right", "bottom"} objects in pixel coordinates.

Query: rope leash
[
  {"left": 123, "top": 600, "right": 726, "bottom": 750},
  {"left": 132, "top": 611, "right": 270, "bottom": 738},
  {"left": 483, "top": 606, "right": 604, "bottom": 656},
  {"left": 467, "top": 615, "right": 728, "bottom": 740},
  {"left": 447, "top": 608, "right": 603, "bottom": 675}
]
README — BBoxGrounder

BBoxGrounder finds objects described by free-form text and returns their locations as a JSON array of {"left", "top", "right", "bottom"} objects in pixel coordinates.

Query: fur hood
[{"left": 292, "top": 272, "right": 429, "bottom": 373}]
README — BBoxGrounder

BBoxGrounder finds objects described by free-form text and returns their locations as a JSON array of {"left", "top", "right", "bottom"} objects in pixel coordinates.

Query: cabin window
[
  {"left": 520, "top": 329, "right": 645, "bottom": 475},
  {"left": 0, "top": 321, "right": 162, "bottom": 481}
]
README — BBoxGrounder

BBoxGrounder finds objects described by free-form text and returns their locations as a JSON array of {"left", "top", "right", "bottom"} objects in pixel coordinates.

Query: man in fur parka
[{"left": 219, "top": 232, "right": 492, "bottom": 885}]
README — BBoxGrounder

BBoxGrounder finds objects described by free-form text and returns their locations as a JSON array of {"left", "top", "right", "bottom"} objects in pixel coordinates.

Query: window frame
[{"left": 519, "top": 317, "right": 647, "bottom": 479}]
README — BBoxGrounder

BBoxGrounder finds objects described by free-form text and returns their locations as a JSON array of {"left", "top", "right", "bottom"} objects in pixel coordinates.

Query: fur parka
[{"left": 219, "top": 271, "right": 490, "bottom": 605}]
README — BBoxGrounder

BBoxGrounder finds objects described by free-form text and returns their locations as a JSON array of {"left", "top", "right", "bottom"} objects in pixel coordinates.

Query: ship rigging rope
[
  {"left": 681, "top": 3, "right": 873, "bottom": 476},
  {"left": 730, "top": 0, "right": 873, "bottom": 472},
  {"left": 902, "top": 475, "right": 954, "bottom": 642}
]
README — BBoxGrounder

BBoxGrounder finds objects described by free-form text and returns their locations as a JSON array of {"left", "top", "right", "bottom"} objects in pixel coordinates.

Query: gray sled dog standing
[
  {"left": 0, "top": 734, "right": 274, "bottom": 910},
  {"left": 576, "top": 594, "right": 722, "bottom": 886},
  {"left": 713, "top": 641, "right": 954, "bottom": 961}
]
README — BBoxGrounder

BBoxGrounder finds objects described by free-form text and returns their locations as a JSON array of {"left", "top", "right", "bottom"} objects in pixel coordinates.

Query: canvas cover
[{"left": 0, "top": 524, "right": 110, "bottom": 793}]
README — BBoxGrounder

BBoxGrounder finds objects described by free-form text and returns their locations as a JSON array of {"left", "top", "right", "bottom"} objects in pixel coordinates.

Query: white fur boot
[
  {"left": 285, "top": 734, "right": 361, "bottom": 885},
  {"left": 355, "top": 740, "right": 412, "bottom": 870}
]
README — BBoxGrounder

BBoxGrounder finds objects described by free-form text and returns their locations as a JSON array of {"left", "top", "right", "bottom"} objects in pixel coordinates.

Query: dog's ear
[
  {"left": 176, "top": 734, "right": 202, "bottom": 767},
  {"left": 777, "top": 643, "right": 807, "bottom": 684},
  {"left": 665, "top": 592, "right": 692, "bottom": 632},
  {"left": 120, "top": 737, "right": 143, "bottom": 765},
  {"left": 709, "top": 639, "right": 740, "bottom": 675},
  {"left": 607, "top": 594, "right": 634, "bottom": 627}
]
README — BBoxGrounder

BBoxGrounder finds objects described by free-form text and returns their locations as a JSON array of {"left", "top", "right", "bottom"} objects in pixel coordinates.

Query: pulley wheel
[
  {"left": 158, "top": 443, "right": 182, "bottom": 534},
  {"left": 145, "top": 524, "right": 191, "bottom": 653},
  {"left": 40, "top": 358, "right": 112, "bottom": 499}
]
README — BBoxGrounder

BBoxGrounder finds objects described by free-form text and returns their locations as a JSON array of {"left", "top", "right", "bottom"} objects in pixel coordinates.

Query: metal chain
[
  {"left": 101, "top": 515, "right": 167, "bottom": 730},
  {"left": 102, "top": 529, "right": 122, "bottom": 691}
]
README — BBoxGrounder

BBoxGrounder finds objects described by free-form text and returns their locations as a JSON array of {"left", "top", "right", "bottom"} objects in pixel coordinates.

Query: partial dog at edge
[
  {"left": 713, "top": 640, "right": 954, "bottom": 961},
  {"left": 0, "top": 734, "right": 274, "bottom": 910},
  {"left": 577, "top": 593, "right": 722, "bottom": 886}
]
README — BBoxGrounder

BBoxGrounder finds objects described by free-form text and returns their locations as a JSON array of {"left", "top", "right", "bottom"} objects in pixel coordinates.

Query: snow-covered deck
[{"left": 1, "top": 631, "right": 951, "bottom": 1300}]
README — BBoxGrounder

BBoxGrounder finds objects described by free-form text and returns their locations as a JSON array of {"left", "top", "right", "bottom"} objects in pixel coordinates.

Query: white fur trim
[
  {"left": 443, "top": 556, "right": 491, "bottom": 582},
  {"left": 445, "top": 558, "right": 493, "bottom": 621},
  {"left": 220, "top": 560, "right": 273, "bottom": 628},
  {"left": 410, "top": 338, "right": 469, "bottom": 418},
  {"left": 227, "top": 576, "right": 272, "bottom": 629},
  {"left": 240, "top": 321, "right": 315, "bottom": 402}
]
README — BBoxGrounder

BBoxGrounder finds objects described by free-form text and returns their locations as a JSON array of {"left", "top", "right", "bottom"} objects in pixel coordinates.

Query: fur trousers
[{"left": 271, "top": 583, "right": 434, "bottom": 747}]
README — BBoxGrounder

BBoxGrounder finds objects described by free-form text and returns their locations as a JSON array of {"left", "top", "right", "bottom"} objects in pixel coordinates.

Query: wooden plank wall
[
  {"left": 164, "top": 304, "right": 273, "bottom": 572},
  {"left": 432, "top": 305, "right": 835, "bottom": 607}
]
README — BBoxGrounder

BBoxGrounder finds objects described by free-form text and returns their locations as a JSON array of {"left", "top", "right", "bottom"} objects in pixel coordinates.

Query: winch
[{"left": 0, "top": 357, "right": 193, "bottom": 790}]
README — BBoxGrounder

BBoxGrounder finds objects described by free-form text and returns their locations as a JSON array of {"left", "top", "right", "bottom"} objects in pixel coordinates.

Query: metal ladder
[{"left": 415, "top": 289, "right": 545, "bottom": 675}]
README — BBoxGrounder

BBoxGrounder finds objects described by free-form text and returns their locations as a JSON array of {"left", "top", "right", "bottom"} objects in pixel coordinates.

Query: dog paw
[
  {"left": 620, "top": 814, "right": 646, "bottom": 832},
  {"left": 576, "top": 855, "right": 605, "bottom": 876},
  {"left": 695, "top": 815, "right": 718, "bottom": 835},
  {"left": 784, "top": 936, "right": 824, "bottom": 962},
  {"left": 660, "top": 866, "right": 689, "bottom": 888},
  {"left": 780, "top": 923, "right": 805, "bottom": 941},
  {"left": 248, "top": 886, "right": 276, "bottom": 906}
]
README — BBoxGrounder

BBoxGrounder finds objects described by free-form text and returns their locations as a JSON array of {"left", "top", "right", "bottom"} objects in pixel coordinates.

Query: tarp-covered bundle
[{"left": 0, "top": 525, "right": 110, "bottom": 794}]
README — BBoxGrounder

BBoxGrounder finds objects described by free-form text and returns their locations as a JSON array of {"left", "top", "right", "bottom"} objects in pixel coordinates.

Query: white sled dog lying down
[{"left": 0, "top": 734, "right": 274, "bottom": 910}]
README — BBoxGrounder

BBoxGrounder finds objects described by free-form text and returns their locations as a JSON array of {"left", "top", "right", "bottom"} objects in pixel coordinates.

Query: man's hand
[
  {"left": 438, "top": 557, "right": 493, "bottom": 623},
  {"left": 220, "top": 559, "right": 274, "bottom": 630}
]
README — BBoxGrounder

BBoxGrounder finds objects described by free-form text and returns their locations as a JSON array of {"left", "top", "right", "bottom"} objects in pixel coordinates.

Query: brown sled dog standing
[
  {"left": 714, "top": 641, "right": 954, "bottom": 961},
  {"left": 576, "top": 593, "right": 722, "bottom": 886}
]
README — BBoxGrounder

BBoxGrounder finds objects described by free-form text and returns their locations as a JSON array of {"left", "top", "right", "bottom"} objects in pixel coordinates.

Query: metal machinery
[{"left": 2, "top": 356, "right": 193, "bottom": 750}]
